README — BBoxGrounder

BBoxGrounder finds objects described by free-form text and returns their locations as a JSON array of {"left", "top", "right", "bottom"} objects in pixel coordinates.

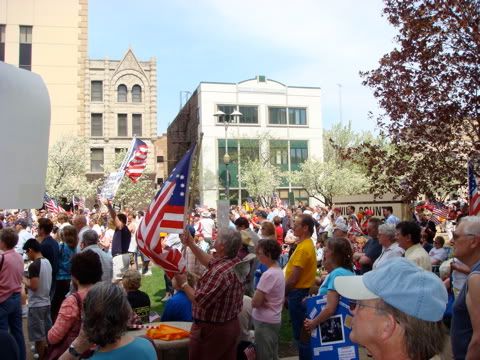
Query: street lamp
[{"left": 214, "top": 109, "right": 242, "bottom": 202}]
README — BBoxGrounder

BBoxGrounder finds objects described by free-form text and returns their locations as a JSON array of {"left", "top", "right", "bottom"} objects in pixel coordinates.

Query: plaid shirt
[{"left": 192, "top": 256, "right": 244, "bottom": 323}]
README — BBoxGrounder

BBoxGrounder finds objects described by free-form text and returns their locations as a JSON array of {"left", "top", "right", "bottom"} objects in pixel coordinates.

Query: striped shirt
[{"left": 193, "top": 256, "right": 244, "bottom": 323}]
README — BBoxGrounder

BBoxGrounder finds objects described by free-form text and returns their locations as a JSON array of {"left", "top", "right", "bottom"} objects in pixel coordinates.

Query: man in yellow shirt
[{"left": 285, "top": 213, "right": 316, "bottom": 360}]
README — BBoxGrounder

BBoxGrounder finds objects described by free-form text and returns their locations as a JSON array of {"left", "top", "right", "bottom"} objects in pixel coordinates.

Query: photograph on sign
[{"left": 319, "top": 315, "right": 345, "bottom": 346}]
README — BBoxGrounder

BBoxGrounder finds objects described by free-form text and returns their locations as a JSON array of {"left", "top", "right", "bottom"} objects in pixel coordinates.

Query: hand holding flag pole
[{"left": 136, "top": 137, "right": 201, "bottom": 278}]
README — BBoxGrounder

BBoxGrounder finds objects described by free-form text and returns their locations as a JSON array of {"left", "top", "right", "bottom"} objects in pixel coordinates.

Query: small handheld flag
[{"left": 468, "top": 160, "right": 480, "bottom": 216}]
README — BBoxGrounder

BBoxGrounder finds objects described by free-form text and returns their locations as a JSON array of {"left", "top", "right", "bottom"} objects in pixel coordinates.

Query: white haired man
[
  {"left": 175, "top": 228, "right": 244, "bottom": 360},
  {"left": 450, "top": 216, "right": 480, "bottom": 359},
  {"left": 335, "top": 258, "right": 447, "bottom": 360}
]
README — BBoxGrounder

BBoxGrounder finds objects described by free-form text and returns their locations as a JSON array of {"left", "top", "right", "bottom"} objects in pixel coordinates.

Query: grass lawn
[
  {"left": 141, "top": 265, "right": 297, "bottom": 357},
  {"left": 140, "top": 265, "right": 167, "bottom": 314}
]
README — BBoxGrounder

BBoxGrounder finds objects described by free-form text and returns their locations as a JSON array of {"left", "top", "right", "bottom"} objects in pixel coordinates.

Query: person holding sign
[
  {"left": 284, "top": 214, "right": 317, "bottom": 360},
  {"left": 304, "top": 237, "right": 354, "bottom": 333}
]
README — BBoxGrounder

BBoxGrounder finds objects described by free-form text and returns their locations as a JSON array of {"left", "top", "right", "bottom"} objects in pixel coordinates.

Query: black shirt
[
  {"left": 361, "top": 237, "right": 383, "bottom": 274},
  {"left": 127, "top": 290, "right": 151, "bottom": 323},
  {"left": 111, "top": 226, "right": 131, "bottom": 257},
  {"left": 40, "top": 236, "right": 59, "bottom": 280}
]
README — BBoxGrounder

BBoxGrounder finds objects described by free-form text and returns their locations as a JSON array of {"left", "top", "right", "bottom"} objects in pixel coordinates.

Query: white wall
[{"left": 195, "top": 77, "right": 323, "bottom": 207}]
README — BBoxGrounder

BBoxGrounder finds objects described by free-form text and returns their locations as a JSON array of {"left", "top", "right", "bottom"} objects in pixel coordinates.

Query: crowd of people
[{"left": 0, "top": 198, "right": 479, "bottom": 360}]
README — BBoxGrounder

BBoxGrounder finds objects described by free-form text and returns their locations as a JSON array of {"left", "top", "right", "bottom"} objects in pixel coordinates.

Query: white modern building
[{"left": 167, "top": 76, "right": 323, "bottom": 207}]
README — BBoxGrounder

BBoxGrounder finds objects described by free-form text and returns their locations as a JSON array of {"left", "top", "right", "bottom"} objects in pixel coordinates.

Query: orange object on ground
[{"left": 146, "top": 324, "right": 190, "bottom": 341}]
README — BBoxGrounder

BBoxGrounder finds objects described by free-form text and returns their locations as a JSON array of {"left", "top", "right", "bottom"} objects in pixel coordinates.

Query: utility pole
[{"left": 337, "top": 83, "right": 343, "bottom": 123}]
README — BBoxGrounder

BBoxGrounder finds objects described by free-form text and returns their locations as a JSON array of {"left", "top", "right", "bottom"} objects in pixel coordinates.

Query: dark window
[
  {"left": 0, "top": 25, "right": 5, "bottom": 62},
  {"left": 132, "top": 85, "right": 142, "bottom": 103},
  {"left": 239, "top": 106, "right": 258, "bottom": 124},
  {"left": 91, "top": 81, "right": 103, "bottom": 101},
  {"left": 217, "top": 105, "right": 236, "bottom": 123},
  {"left": 117, "top": 114, "right": 127, "bottom": 136},
  {"left": 117, "top": 84, "right": 127, "bottom": 102},
  {"left": 289, "top": 108, "right": 307, "bottom": 125},
  {"left": 270, "top": 140, "right": 289, "bottom": 165},
  {"left": 90, "top": 148, "right": 104, "bottom": 172},
  {"left": 157, "top": 156, "right": 164, "bottom": 163},
  {"left": 91, "top": 113, "right": 103, "bottom": 137},
  {"left": 269, "top": 107, "right": 287, "bottom": 124},
  {"left": 132, "top": 114, "right": 142, "bottom": 136},
  {"left": 290, "top": 141, "right": 308, "bottom": 164},
  {"left": 115, "top": 148, "right": 127, "bottom": 157},
  {"left": 19, "top": 26, "right": 32, "bottom": 71},
  {"left": 157, "top": 178, "right": 164, "bottom": 185}
]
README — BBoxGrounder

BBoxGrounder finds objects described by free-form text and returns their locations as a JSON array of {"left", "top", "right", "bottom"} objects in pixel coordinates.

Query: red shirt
[
  {"left": 275, "top": 225, "right": 284, "bottom": 245},
  {"left": 0, "top": 249, "right": 23, "bottom": 303},
  {"left": 193, "top": 256, "right": 244, "bottom": 323}
]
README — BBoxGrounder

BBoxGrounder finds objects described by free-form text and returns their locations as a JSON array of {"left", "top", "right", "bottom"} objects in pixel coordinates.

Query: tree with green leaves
[
  {"left": 238, "top": 159, "right": 282, "bottom": 207},
  {"left": 286, "top": 121, "right": 373, "bottom": 206},
  {"left": 288, "top": 158, "right": 369, "bottom": 207}
]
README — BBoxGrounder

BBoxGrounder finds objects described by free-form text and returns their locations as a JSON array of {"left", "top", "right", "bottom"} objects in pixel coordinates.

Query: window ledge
[
  {"left": 267, "top": 124, "right": 309, "bottom": 127},
  {"left": 215, "top": 122, "right": 261, "bottom": 127}
]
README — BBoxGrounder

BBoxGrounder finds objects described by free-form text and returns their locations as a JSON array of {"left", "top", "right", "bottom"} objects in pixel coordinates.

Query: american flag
[
  {"left": 431, "top": 201, "right": 449, "bottom": 223},
  {"left": 272, "top": 192, "right": 282, "bottom": 208},
  {"left": 468, "top": 160, "right": 480, "bottom": 216},
  {"left": 136, "top": 145, "right": 196, "bottom": 278},
  {"left": 43, "top": 193, "right": 61, "bottom": 214},
  {"left": 124, "top": 138, "right": 148, "bottom": 183},
  {"left": 72, "top": 195, "right": 85, "bottom": 209},
  {"left": 348, "top": 219, "right": 364, "bottom": 235}
]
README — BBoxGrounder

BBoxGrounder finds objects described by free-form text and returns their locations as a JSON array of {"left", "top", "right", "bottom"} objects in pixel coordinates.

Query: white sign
[
  {"left": 216, "top": 200, "right": 230, "bottom": 229},
  {"left": 100, "top": 172, "right": 124, "bottom": 200},
  {"left": 0, "top": 63, "right": 51, "bottom": 208}
]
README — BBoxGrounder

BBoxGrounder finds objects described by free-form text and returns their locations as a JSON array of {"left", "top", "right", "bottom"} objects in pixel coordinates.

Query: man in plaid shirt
[{"left": 175, "top": 227, "right": 244, "bottom": 360}]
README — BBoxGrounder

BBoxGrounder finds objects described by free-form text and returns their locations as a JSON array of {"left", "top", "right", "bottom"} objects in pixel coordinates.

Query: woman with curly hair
[
  {"left": 304, "top": 237, "right": 355, "bottom": 332},
  {"left": 83, "top": 282, "right": 156, "bottom": 359}
]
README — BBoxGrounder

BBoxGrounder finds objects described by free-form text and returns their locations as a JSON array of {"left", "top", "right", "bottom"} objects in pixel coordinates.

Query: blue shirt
[
  {"left": 57, "top": 243, "right": 76, "bottom": 280},
  {"left": 161, "top": 291, "right": 192, "bottom": 322},
  {"left": 91, "top": 337, "right": 156, "bottom": 360},
  {"left": 318, "top": 267, "right": 355, "bottom": 296}
]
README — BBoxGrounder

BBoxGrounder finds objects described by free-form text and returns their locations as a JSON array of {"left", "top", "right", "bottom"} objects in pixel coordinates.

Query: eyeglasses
[
  {"left": 349, "top": 301, "right": 382, "bottom": 312},
  {"left": 452, "top": 233, "right": 476, "bottom": 241}
]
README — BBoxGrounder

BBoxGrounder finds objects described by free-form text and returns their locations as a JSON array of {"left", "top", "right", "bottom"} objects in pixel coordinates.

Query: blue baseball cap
[{"left": 334, "top": 258, "right": 448, "bottom": 322}]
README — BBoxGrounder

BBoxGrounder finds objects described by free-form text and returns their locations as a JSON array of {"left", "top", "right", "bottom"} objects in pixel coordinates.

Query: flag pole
[
  {"left": 184, "top": 133, "right": 204, "bottom": 228},
  {"left": 118, "top": 136, "right": 137, "bottom": 172}
]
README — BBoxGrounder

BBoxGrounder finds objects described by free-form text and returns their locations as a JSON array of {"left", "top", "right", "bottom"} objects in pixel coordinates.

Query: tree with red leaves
[{"left": 341, "top": 0, "right": 480, "bottom": 201}]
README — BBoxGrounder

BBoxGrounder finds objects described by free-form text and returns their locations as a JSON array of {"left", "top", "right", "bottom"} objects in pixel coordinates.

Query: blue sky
[{"left": 89, "top": 0, "right": 397, "bottom": 135}]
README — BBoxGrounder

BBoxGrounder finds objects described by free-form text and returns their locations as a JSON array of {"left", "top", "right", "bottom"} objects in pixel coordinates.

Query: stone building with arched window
[{"left": 85, "top": 49, "right": 157, "bottom": 179}]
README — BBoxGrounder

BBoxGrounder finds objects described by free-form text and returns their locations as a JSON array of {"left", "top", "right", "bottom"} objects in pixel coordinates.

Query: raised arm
[
  {"left": 101, "top": 198, "right": 124, "bottom": 229},
  {"left": 182, "top": 228, "right": 212, "bottom": 267}
]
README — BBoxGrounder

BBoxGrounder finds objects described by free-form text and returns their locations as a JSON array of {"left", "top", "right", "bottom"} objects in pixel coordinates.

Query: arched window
[
  {"left": 117, "top": 84, "right": 127, "bottom": 102},
  {"left": 132, "top": 85, "right": 142, "bottom": 103}
]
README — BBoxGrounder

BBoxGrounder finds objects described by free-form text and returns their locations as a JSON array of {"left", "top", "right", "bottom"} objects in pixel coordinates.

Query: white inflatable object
[{"left": 0, "top": 62, "right": 51, "bottom": 208}]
